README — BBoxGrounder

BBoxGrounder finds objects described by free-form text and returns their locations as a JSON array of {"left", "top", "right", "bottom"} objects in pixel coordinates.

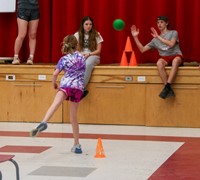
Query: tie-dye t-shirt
[{"left": 56, "top": 51, "right": 85, "bottom": 92}]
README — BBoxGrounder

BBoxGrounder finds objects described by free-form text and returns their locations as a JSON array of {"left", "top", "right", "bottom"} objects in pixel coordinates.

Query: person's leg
[
  {"left": 158, "top": 57, "right": 182, "bottom": 99},
  {"left": 159, "top": 57, "right": 182, "bottom": 99},
  {"left": 80, "top": 56, "right": 100, "bottom": 100},
  {"left": 27, "top": 19, "right": 39, "bottom": 64},
  {"left": 69, "top": 101, "right": 79, "bottom": 145},
  {"left": 42, "top": 91, "right": 66, "bottom": 123},
  {"left": 157, "top": 58, "right": 174, "bottom": 99},
  {"left": 69, "top": 101, "right": 83, "bottom": 153},
  {"left": 84, "top": 55, "right": 100, "bottom": 88},
  {"left": 13, "top": 18, "right": 28, "bottom": 64},
  {"left": 30, "top": 91, "right": 66, "bottom": 137},
  {"left": 167, "top": 57, "right": 182, "bottom": 84},
  {"left": 156, "top": 58, "right": 168, "bottom": 85}
]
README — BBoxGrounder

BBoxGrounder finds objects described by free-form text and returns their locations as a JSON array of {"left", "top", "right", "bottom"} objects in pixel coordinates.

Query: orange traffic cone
[
  {"left": 124, "top": 36, "right": 133, "bottom": 52},
  {"left": 120, "top": 51, "right": 128, "bottom": 66},
  {"left": 94, "top": 138, "right": 106, "bottom": 158},
  {"left": 129, "top": 51, "right": 138, "bottom": 66}
]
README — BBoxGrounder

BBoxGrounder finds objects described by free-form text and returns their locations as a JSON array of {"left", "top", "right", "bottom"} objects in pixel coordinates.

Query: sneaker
[
  {"left": 159, "top": 86, "right": 175, "bottom": 99},
  {"left": 159, "top": 86, "right": 170, "bottom": 99},
  {"left": 27, "top": 57, "right": 33, "bottom": 65},
  {"left": 166, "top": 88, "right": 175, "bottom": 98},
  {"left": 71, "top": 144, "right": 82, "bottom": 154},
  {"left": 30, "top": 122, "right": 48, "bottom": 137},
  {"left": 81, "top": 90, "right": 89, "bottom": 100},
  {"left": 30, "top": 128, "right": 40, "bottom": 137},
  {"left": 12, "top": 57, "right": 20, "bottom": 65}
]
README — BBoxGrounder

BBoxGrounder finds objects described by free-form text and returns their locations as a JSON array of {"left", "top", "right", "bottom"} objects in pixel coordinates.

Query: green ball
[{"left": 113, "top": 19, "right": 125, "bottom": 31}]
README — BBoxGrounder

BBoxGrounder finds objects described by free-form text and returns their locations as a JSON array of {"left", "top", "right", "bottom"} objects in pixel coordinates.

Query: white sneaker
[
  {"left": 12, "top": 57, "right": 20, "bottom": 65},
  {"left": 71, "top": 144, "right": 82, "bottom": 154},
  {"left": 27, "top": 57, "right": 33, "bottom": 65}
]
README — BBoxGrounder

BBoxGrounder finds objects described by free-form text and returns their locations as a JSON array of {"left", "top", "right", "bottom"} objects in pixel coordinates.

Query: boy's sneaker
[
  {"left": 12, "top": 57, "right": 20, "bottom": 65},
  {"left": 71, "top": 144, "right": 82, "bottom": 154},
  {"left": 159, "top": 86, "right": 169, "bottom": 99},
  {"left": 166, "top": 88, "right": 175, "bottom": 98},
  {"left": 30, "top": 122, "right": 48, "bottom": 137},
  {"left": 27, "top": 57, "right": 33, "bottom": 65},
  {"left": 159, "top": 86, "right": 175, "bottom": 99}
]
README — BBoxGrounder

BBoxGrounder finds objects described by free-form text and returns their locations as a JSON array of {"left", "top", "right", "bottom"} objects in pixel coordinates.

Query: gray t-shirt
[{"left": 147, "top": 30, "right": 182, "bottom": 56}]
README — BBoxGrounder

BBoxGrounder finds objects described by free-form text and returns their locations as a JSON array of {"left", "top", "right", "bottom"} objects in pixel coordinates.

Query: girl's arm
[
  {"left": 84, "top": 43, "right": 102, "bottom": 58},
  {"left": 52, "top": 68, "right": 60, "bottom": 89},
  {"left": 90, "top": 43, "right": 102, "bottom": 56}
]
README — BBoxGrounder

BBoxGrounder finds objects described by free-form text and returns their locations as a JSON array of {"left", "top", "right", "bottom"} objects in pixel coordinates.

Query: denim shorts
[
  {"left": 17, "top": 8, "right": 40, "bottom": 21},
  {"left": 60, "top": 88, "right": 83, "bottom": 103}
]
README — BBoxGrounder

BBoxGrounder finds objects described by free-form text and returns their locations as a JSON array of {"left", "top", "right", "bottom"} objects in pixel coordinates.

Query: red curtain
[{"left": 0, "top": 0, "right": 199, "bottom": 64}]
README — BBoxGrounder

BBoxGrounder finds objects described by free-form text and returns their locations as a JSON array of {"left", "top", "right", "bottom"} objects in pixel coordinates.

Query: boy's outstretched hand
[
  {"left": 150, "top": 27, "right": 159, "bottom": 38},
  {"left": 131, "top": 25, "right": 139, "bottom": 37}
]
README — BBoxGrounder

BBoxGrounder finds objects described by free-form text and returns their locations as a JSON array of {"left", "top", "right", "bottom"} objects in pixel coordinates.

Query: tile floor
[{"left": 0, "top": 122, "right": 200, "bottom": 180}]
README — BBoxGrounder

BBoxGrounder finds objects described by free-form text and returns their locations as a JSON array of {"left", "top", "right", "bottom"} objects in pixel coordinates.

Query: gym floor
[{"left": 0, "top": 122, "right": 200, "bottom": 180}]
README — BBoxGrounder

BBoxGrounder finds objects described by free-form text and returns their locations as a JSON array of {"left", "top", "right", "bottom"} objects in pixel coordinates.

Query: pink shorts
[
  {"left": 60, "top": 88, "right": 83, "bottom": 103},
  {"left": 160, "top": 55, "right": 184, "bottom": 66}
]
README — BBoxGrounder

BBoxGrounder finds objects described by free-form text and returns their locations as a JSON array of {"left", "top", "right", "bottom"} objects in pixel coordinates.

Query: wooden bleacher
[{"left": 0, "top": 64, "right": 200, "bottom": 127}]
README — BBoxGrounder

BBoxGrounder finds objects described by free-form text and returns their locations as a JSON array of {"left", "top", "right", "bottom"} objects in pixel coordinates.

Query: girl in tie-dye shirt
[
  {"left": 30, "top": 35, "right": 85, "bottom": 154},
  {"left": 57, "top": 51, "right": 85, "bottom": 93}
]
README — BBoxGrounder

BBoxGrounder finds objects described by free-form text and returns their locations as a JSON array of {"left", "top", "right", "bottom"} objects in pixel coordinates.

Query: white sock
[{"left": 14, "top": 54, "right": 18, "bottom": 58}]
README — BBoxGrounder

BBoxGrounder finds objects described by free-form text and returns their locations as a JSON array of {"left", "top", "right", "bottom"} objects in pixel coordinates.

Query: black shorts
[{"left": 17, "top": 8, "right": 40, "bottom": 21}]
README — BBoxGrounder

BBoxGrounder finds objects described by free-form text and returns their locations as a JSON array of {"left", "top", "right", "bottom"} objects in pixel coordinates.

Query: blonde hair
[{"left": 61, "top": 35, "right": 78, "bottom": 54}]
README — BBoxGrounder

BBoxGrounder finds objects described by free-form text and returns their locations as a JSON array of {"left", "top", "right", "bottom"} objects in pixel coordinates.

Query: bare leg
[
  {"left": 30, "top": 90, "right": 66, "bottom": 137},
  {"left": 28, "top": 19, "right": 39, "bottom": 56},
  {"left": 158, "top": 57, "right": 182, "bottom": 99},
  {"left": 14, "top": 18, "right": 28, "bottom": 55},
  {"left": 42, "top": 91, "right": 66, "bottom": 123},
  {"left": 167, "top": 57, "right": 182, "bottom": 83},
  {"left": 69, "top": 101, "right": 79, "bottom": 145},
  {"left": 156, "top": 58, "right": 168, "bottom": 85}
]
